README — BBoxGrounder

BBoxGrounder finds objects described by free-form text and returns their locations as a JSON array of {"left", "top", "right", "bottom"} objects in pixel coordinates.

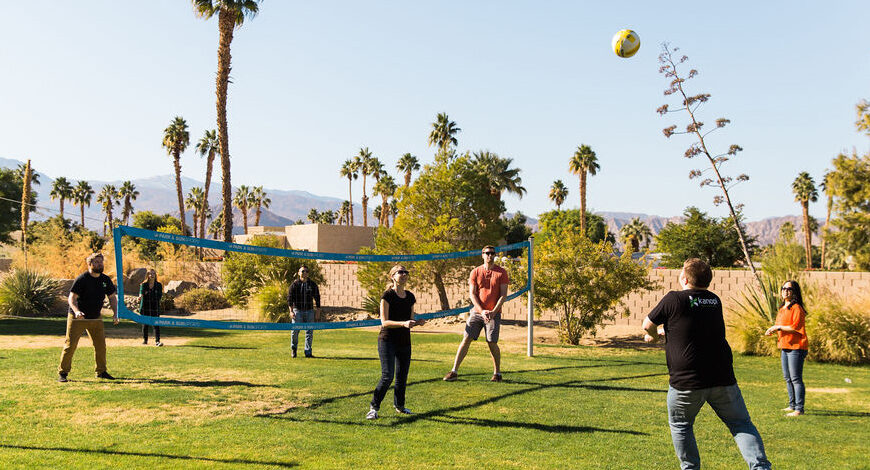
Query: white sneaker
[
  {"left": 365, "top": 407, "right": 378, "bottom": 420},
  {"left": 155, "top": 341, "right": 164, "bottom": 347},
  {"left": 395, "top": 407, "right": 414, "bottom": 415}
]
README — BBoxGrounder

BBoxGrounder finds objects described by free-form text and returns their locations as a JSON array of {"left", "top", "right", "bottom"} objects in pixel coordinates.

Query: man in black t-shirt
[
  {"left": 57, "top": 253, "right": 119, "bottom": 382},
  {"left": 642, "top": 258, "right": 770, "bottom": 470}
]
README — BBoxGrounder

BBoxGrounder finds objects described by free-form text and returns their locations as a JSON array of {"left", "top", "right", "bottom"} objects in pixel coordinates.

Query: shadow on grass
[
  {"left": 0, "top": 444, "right": 296, "bottom": 467},
  {"left": 808, "top": 410, "right": 870, "bottom": 418},
  {"left": 311, "top": 356, "right": 439, "bottom": 363},
  {"left": 178, "top": 345, "right": 257, "bottom": 350},
  {"left": 121, "top": 378, "right": 276, "bottom": 388},
  {"left": 0, "top": 317, "right": 232, "bottom": 339},
  {"left": 257, "top": 363, "right": 665, "bottom": 435}
]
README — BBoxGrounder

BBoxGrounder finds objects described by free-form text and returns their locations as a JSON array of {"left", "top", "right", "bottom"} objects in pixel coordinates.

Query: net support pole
[{"left": 527, "top": 235, "right": 534, "bottom": 357}]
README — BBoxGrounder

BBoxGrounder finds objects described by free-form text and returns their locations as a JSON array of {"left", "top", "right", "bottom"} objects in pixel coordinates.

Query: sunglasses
[
  {"left": 300, "top": 270, "right": 308, "bottom": 273},
  {"left": 483, "top": 252, "right": 496, "bottom": 256},
  {"left": 781, "top": 287, "right": 793, "bottom": 291},
  {"left": 396, "top": 270, "right": 409, "bottom": 275}
]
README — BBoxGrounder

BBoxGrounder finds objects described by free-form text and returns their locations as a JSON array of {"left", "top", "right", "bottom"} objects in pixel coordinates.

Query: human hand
[
  {"left": 481, "top": 310, "right": 492, "bottom": 322},
  {"left": 405, "top": 320, "right": 417, "bottom": 328},
  {"left": 764, "top": 326, "right": 779, "bottom": 336},
  {"left": 73, "top": 311, "right": 84, "bottom": 319},
  {"left": 643, "top": 333, "right": 660, "bottom": 344},
  {"left": 113, "top": 314, "right": 119, "bottom": 325},
  {"left": 290, "top": 310, "right": 296, "bottom": 321}
]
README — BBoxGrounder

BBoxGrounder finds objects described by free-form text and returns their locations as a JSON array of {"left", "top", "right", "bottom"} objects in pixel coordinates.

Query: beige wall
[{"left": 233, "top": 224, "right": 376, "bottom": 255}]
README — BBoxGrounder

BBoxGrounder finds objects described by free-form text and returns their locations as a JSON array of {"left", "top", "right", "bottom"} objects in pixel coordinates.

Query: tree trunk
[
  {"left": 80, "top": 205, "right": 85, "bottom": 227},
  {"left": 802, "top": 202, "right": 812, "bottom": 269},
  {"left": 202, "top": 148, "right": 214, "bottom": 241},
  {"left": 242, "top": 207, "right": 248, "bottom": 235},
  {"left": 174, "top": 153, "right": 187, "bottom": 235},
  {"left": 59, "top": 199, "right": 65, "bottom": 221},
  {"left": 821, "top": 196, "right": 831, "bottom": 269},
  {"left": 361, "top": 173, "right": 368, "bottom": 227},
  {"left": 255, "top": 204, "right": 262, "bottom": 227},
  {"left": 404, "top": 171, "right": 411, "bottom": 188},
  {"left": 347, "top": 178, "right": 354, "bottom": 226},
  {"left": 217, "top": 8, "right": 235, "bottom": 243},
  {"left": 432, "top": 270, "right": 451, "bottom": 311},
  {"left": 579, "top": 172, "right": 587, "bottom": 236}
]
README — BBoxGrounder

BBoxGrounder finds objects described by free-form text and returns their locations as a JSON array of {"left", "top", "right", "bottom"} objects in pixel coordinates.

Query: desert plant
[
  {"left": 806, "top": 294, "right": 870, "bottom": 364},
  {"left": 0, "top": 269, "right": 61, "bottom": 316},
  {"left": 175, "top": 288, "right": 230, "bottom": 311},
  {"left": 255, "top": 280, "right": 290, "bottom": 322}
]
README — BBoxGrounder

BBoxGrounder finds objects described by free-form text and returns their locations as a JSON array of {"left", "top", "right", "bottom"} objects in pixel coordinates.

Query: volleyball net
[{"left": 112, "top": 225, "right": 532, "bottom": 331}]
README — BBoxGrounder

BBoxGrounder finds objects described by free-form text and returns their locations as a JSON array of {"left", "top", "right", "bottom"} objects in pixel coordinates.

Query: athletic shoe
[
  {"left": 57, "top": 373, "right": 68, "bottom": 383},
  {"left": 491, "top": 373, "right": 503, "bottom": 382},
  {"left": 443, "top": 371, "right": 458, "bottom": 381},
  {"left": 395, "top": 407, "right": 414, "bottom": 415},
  {"left": 96, "top": 372, "right": 115, "bottom": 380},
  {"left": 304, "top": 352, "right": 314, "bottom": 358},
  {"left": 366, "top": 407, "right": 379, "bottom": 420},
  {"left": 291, "top": 349, "right": 297, "bottom": 358},
  {"left": 155, "top": 341, "right": 163, "bottom": 347},
  {"left": 142, "top": 341, "right": 148, "bottom": 345},
  {"left": 785, "top": 410, "right": 804, "bottom": 417}
]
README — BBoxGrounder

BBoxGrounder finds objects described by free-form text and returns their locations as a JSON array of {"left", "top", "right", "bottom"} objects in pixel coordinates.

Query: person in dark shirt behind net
[
  {"left": 57, "top": 252, "right": 119, "bottom": 382},
  {"left": 287, "top": 265, "right": 321, "bottom": 358},
  {"left": 642, "top": 258, "right": 771, "bottom": 470}
]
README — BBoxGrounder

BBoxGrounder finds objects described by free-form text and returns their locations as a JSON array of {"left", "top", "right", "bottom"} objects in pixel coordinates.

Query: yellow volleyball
[{"left": 612, "top": 29, "right": 641, "bottom": 58}]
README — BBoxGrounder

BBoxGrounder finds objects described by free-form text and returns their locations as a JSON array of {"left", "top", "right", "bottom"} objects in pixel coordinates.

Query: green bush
[
  {"left": 806, "top": 294, "right": 870, "bottom": 364},
  {"left": 255, "top": 280, "right": 290, "bottom": 322},
  {"left": 0, "top": 269, "right": 61, "bottom": 316},
  {"left": 175, "top": 288, "right": 230, "bottom": 311}
]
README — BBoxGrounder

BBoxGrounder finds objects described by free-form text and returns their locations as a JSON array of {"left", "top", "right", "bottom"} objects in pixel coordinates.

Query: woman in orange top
[{"left": 765, "top": 280, "right": 809, "bottom": 417}]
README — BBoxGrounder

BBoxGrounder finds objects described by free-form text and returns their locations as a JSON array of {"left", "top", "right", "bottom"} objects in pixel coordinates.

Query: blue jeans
[
  {"left": 667, "top": 385, "right": 771, "bottom": 470},
  {"left": 371, "top": 340, "right": 411, "bottom": 410},
  {"left": 291, "top": 309, "right": 314, "bottom": 355},
  {"left": 781, "top": 349, "right": 807, "bottom": 412}
]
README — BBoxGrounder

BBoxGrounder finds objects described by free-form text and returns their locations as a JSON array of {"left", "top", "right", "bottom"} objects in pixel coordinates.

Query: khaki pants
[{"left": 58, "top": 315, "right": 107, "bottom": 375}]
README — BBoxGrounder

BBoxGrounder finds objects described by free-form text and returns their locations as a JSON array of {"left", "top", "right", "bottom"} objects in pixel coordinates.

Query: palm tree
[
  {"left": 97, "top": 185, "right": 118, "bottom": 236},
  {"left": 428, "top": 112, "right": 461, "bottom": 154},
  {"left": 195, "top": 129, "right": 219, "bottom": 241},
  {"left": 73, "top": 181, "right": 94, "bottom": 227},
  {"left": 473, "top": 151, "right": 526, "bottom": 200},
  {"left": 339, "top": 158, "right": 358, "bottom": 225},
  {"left": 14, "top": 163, "right": 40, "bottom": 187},
  {"left": 619, "top": 217, "right": 653, "bottom": 253},
  {"left": 186, "top": 187, "right": 206, "bottom": 238},
  {"left": 233, "top": 185, "right": 252, "bottom": 234},
  {"left": 819, "top": 171, "right": 833, "bottom": 269},
  {"left": 307, "top": 208, "right": 320, "bottom": 224},
  {"left": 208, "top": 211, "right": 224, "bottom": 240},
  {"left": 117, "top": 181, "right": 139, "bottom": 225},
  {"left": 396, "top": 153, "right": 420, "bottom": 188},
  {"left": 49, "top": 177, "right": 74, "bottom": 221},
  {"left": 251, "top": 186, "right": 270, "bottom": 226},
  {"left": 792, "top": 172, "right": 818, "bottom": 269},
  {"left": 568, "top": 144, "right": 600, "bottom": 236},
  {"left": 338, "top": 200, "right": 352, "bottom": 226},
  {"left": 192, "top": 0, "right": 262, "bottom": 242},
  {"left": 549, "top": 180, "right": 568, "bottom": 210},
  {"left": 162, "top": 116, "right": 190, "bottom": 235},
  {"left": 319, "top": 210, "right": 337, "bottom": 225},
  {"left": 356, "top": 147, "right": 373, "bottom": 227},
  {"left": 368, "top": 157, "right": 385, "bottom": 184},
  {"left": 373, "top": 175, "right": 397, "bottom": 227}
]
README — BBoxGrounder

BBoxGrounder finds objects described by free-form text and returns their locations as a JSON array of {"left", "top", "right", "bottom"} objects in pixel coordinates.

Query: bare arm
[
  {"left": 491, "top": 283, "right": 509, "bottom": 314},
  {"left": 68, "top": 292, "right": 83, "bottom": 318},
  {"left": 380, "top": 299, "right": 416, "bottom": 329},
  {"left": 642, "top": 317, "right": 663, "bottom": 343},
  {"left": 765, "top": 324, "right": 797, "bottom": 335},
  {"left": 469, "top": 282, "right": 484, "bottom": 313},
  {"left": 108, "top": 294, "right": 119, "bottom": 325}
]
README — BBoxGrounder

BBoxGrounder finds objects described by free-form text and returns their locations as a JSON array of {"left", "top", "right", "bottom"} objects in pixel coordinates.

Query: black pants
[
  {"left": 371, "top": 340, "right": 411, "bottom": 410},
  {"left": 142, "top": 318, "right": 160, "bottom": 343}
]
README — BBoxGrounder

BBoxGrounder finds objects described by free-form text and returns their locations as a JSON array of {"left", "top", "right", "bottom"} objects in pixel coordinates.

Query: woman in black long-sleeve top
[
  {"left": 139, "top": 269, "right": 163, "bottom": 346},
  {"left": 366, "top": 264, "right": 425, "bottom": 419}
]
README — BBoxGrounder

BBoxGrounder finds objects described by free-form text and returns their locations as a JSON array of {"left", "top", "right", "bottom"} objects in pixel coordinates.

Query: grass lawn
[{"left": 0, "top": 317, "right": 868, "bottom": 469}]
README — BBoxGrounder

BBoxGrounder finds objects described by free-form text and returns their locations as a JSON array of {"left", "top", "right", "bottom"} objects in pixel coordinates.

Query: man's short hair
[
  {"left": 482, "top": 245, "right": 495, "bottom": 252},
  {"left": 86, "top": 253, "right": 104, "bottom": 265},
  {"left": 682, "top": 258, "right": 712, "bottom": 288}
]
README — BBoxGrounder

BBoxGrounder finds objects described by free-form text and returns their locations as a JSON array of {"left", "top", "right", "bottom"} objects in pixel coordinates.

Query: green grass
[{"left": 1, "top": 317, "right": 868, "bottom": 469}]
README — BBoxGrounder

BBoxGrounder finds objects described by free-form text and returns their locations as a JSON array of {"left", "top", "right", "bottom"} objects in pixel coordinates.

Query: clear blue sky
[{"left": 2, "top": 1, "right": 868, "bottom": 221}]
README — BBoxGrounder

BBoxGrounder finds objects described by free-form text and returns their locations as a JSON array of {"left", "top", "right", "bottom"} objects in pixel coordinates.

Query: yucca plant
[{"left": 0, "top": 269, "right": 62, "bottom": 316}]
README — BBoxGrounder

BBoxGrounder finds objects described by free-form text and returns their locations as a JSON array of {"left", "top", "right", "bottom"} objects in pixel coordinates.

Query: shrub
[
  {"left": 0, "top": 269, "right": 62, "bottom": 316},
  {"left": 174, "top": 288, "right": 230, "bottom": 311},
  {"left": 255, "top": 280, "right": 290, "bottom": 322},
  {"left": 806, "top": 294, "right": 870, "bottom": 364}
]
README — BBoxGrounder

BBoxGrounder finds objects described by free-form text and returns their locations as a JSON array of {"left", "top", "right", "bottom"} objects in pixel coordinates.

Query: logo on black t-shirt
[{"left": 689, "top": 296, "right": 719, "bottom": 308}]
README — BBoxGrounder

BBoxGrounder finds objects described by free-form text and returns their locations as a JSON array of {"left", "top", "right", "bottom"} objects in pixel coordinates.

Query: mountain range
[{"left": 2, "top": 157, "right": 809, "bottom": 244}]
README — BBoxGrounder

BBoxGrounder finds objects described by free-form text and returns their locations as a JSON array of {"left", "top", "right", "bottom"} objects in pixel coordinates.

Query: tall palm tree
[
  {"left": 568, "top": 144, "right": 600, "bottom": 236},
  {"left": 396, "top": 153, "right": 420, "bottom": 188},
  {"left": 195, "top": 128, "right": 219, "bottom": 241},
  {"left": 368, "top": 157, "right": 385, "bottom": 184},
  {"left": 819, "top": 171, "right": 833, "bottom": 269},
  {"left": 338, "top": 200, "right": 352, "bottom": 226},
  {"left": 307, "top": 208, "right": 320, "bottom": 224},
  {"left": 73, "top": 181, "right": 94, "bottom": 227},
  {"left": 49, "top": 176, "right": 74, "bottom": 221},
  {"left": 428, "top": 112, "right": 461, "bottom": 154},
  {"left": 619, "top": 217, "right": 653, "bottom": 253},
  {"left": 14, "top": 163, "right": 40, "bottom": 187},
  {"left": 97, "top": 185, "right": 118, "bottom": 236},
  {"left": 339, "top": 158, "right": 358, "bottom": 225},
  {"left": 356, "top": 147, "right": 374, "bottom": 227},
  {"left": 192, "top": 0, "right": 262, "bottom": 242},
  {"left": 549, "top": 180, "right": 568, "bottom": 210},
  {"left": 251, "top": 186, "right": 271, "bottom": 226},
  {"left": 373, "top": 175, "right": 397, "bottom": 227},
  {"left": 208, "top": 211, "right": 224, "bottom": 240},
  {"left": 472, "top": 151, "right": 526, "bottom": 200},
  {"left": 185, "top": 187, "right": 206, "bottom": 238},
  {"left": 792, "top": 172, "right": 818, "bottom": 269},
  {"left": 162, "top": 116, "right": 190, "bottom": 235},
  {"left": 117, "top": 181, "right": 139, "bottom": 225},
  {"left": 233, "top": 185, "right": 253, "bottom": 234}
]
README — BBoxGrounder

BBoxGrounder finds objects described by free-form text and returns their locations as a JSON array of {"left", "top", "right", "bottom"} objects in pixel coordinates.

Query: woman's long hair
[
  {"left": 141, "top": 269, "right": 158, "bottom": 287},
  {"left": 780, "top": 279, "right": 805, "bottom": 311},
  {"left": 386, "top": 264, "right": 407, "bottom": 291}
]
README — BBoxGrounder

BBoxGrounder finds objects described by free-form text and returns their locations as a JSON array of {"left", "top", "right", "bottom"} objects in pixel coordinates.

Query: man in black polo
[
  {"left": 58, "top": 252, "right": 119, "bottom": 382},
  {"left": 287, "top": 265, "right": 321, "bottom": 358},
  {"left": 642, "top": 258, "right": 770, "bottom": 470}
]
